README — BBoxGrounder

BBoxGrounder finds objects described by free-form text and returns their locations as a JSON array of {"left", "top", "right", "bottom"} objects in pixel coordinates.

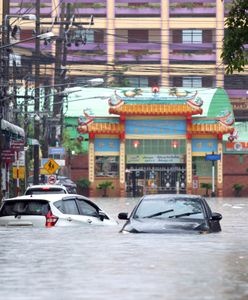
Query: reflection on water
[{"left": 0, "top": 197, "right": 248, "bottom": 300}]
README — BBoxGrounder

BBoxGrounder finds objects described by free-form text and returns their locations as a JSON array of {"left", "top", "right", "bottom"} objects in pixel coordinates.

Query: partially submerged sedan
[
  {"left": 0, "top": 194, "right": 117, "bottom": 227},
  {"left": 118, "top": 194, "right": 222, "bottom": 234}
]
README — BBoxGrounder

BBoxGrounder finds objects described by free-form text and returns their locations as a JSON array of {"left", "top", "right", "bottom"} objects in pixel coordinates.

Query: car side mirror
[
  {"left": 211, "top": 212, "right": 222, "bottom": 221},
  {"left": 118, "top": 212, "right": 129, "bottom": 220},
  {"left": 98, "top": 211, "right": 107, "bottom": 221}
]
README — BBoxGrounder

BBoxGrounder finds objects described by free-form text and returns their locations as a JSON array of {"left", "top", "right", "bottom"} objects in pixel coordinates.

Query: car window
[
  {"left": 62, "top": 199, "right": 79, "bottom": 215},
  {"left": 53, "top": 200, "right": 64, "bottom": 213},
  {"left": 25, "top": 188, "right": 67, "bottom": 195},
  {"left": 0, "top": 200, "right": 49, "bottom": 216},
  {"left": 134, "top": 197, "right": 204, "bottom": 219},
  {"left": 65, "top": 186, "right": 77, "bottom": 194},
  {"left": 76, "top": 199, "right": 98, "bottom": 217}
]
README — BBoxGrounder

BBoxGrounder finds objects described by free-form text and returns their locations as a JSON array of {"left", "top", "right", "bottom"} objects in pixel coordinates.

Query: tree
[
  {"left": 97, "top": 181, "right": 114, "bottom": 197},
  {"left": 221, "top": 0, "right": 248, "bottom": 74},
  {"left": 62, "top": 129, "right": 86, "bottom": 154},
  {"left": 200, "top": 182, "right": 212, "bottom": 197}
]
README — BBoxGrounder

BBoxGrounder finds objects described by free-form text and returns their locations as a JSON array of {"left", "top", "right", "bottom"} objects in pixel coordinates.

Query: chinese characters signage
[{"left": 126, "top": 154, "right": 185, "bottom": 164}]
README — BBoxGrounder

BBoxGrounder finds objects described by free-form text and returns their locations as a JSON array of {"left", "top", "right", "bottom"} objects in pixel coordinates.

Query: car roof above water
[
  {"left": 3, "top": 194, "right": 88, "bottom": 204},
  {"left": 142, "top": 194, "right": 203, "bottom": 200}
]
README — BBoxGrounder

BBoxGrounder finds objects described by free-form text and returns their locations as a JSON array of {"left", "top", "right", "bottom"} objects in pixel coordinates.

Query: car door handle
[
  {"left": 87, "top": 219, "right": 92, "bottom": 224},
  {"left": 67, "top": 217, "right": 72, "bottom": 222}
]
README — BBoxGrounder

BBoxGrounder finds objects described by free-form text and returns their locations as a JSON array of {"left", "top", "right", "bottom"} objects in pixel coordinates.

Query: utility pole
[
  {"left": 51, "top": 3, "right": 71, "bottom": 147},
  {"left": 0, "top": 0, "right": 10, "bottom": 198},
  {"left": 33, "top": 0, "right": 40, "bottom": 185},
  {"left": 60, "top": 3, "right": 71, "bottom": 144}
]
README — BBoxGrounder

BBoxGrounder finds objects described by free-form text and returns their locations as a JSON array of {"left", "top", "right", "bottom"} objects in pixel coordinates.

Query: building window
[
  {"left": 183, "top": 77, "right": 202, "bottom": 88},
  {"left": 126, "top": 77, "right": 148, "bottom": 87},
  {"left": 182, "top": 30, "right": 202, "bottom": 44},
  {"left": 95, "top": 156, "right": 119, "bottom": 177},
  {"left": 128, "top": 30, "right": 149, "bottom": 43}
]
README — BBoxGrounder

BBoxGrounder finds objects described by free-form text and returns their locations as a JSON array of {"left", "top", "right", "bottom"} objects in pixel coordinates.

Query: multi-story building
[{"left": 8, "top": 0, "right": 247, "bottom": 121}]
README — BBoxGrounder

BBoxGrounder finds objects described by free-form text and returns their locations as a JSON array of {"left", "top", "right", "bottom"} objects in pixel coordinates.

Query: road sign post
[
  {"left": 11, "top": 141, "right": 24, "bottom": 196},
  {"left": 205, "top": 152, "right": 221, "bottom": 197}
]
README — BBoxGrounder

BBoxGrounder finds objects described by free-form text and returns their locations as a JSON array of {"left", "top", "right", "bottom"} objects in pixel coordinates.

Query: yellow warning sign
[
  {"left": 13, "top": 167, "right": 25, "bottom": 179},
  {"left": 43, "top": 158, "right": 60, "bottom": 174}
]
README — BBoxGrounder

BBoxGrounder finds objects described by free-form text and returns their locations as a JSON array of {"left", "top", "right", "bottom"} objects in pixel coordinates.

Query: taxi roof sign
[{"left": 43, "top": 158, "right": 60, "bottom": 174}]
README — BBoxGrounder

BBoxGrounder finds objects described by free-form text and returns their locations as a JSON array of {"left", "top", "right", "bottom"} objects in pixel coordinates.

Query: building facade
[
  {"left": 77, "top": 87, "right": 235, "bottom": 197},
  {"left": 8, "top": 0, "right": 248, "bottom": 120}
]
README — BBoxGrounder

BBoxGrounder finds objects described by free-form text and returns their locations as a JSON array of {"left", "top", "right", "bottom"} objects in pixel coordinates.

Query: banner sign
[
  {"left": 95, "top": 138, "right": 120, "bottom": 152},
  {"left": 125, "top": 120, "right": 186, "bottom": 136},
  {"left": 126, "top": 154, "right": 185, "bottom": 164},
  {"left": 205, "top": 154, "right": 221, "bottom": 161},
  {"left": 48, "top": 147, "right": 66, "bottom": 155},
  {"left": 225, "top": 142, "right": 248, "bottom": 153}
]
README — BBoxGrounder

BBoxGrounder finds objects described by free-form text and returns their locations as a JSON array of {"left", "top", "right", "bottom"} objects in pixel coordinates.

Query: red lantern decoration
[
  {"left": 132, "top": 140, "right": 140, "bottom": 148},
  {"left": 152, "top": 86, "right": 159, "bottom": 94},
  {"left": 171, "top": 140, "right": 179, "bottom": 149}
]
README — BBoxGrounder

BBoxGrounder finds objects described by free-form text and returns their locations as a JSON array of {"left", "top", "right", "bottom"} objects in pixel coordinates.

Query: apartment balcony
[
  {"left": 171, "top": 43, "right": 215, "bottom": 51},
  {"left": 72, "top": 8, "right": 106, "bottom": 16},
  {"left": 16, "top": 42, "right": 52, "bottom": 51},
  {"left": 115, "top": 7, "right": 160, "bottom": 17},
  {"left": 10, "top": 7, "right": 51, "bottom": 15},
  {"left": 10, "top": 3, "right": 107, "bottom": 16},
  {"left": 116, "top": 52, "right": 160, "bottom": 63},
  {"left": 170, "top": 0, "right": 215, "bottom": 4},
  {"left": 67, "top": 54, "right": 107, "bottom": 63},
  {"left": 116, "top": 0, "right": 160, "bottom": 3},
  {"left": 66, "top": 43, "right": 107, "bottom": 51},
  {"left": 226, "top": 89, "right": 248, "bottom": 99},
  {"left": 170, "top": 7, "right": 216, "bottom": 16},
  {"left": 170, "top": 53, "right": 216, "bottom": 62},
  {"left": 116, "top": 43, "right": 160, "bottom": 51}
]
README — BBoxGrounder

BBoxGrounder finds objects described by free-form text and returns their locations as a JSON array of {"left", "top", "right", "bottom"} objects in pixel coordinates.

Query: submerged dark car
[{"left": 118, "top": 194, "right": 222, "bottom": 234}]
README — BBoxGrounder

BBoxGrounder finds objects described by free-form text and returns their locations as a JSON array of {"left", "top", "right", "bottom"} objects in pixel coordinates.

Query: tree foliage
[
  {"left": 221, "top": 0, "right": 248, "bottom": 74},
  {"left": 62, "top": 129, "right": 86, "bottom": 154}
]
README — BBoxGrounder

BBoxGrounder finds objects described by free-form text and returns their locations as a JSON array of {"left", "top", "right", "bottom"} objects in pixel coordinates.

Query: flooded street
[{"left": 0, "top": 197, "right": 248, "bottom": 300}]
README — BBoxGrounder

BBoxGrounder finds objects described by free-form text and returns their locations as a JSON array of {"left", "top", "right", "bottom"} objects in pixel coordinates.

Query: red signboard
[
  {"left": 11, "top": 141, "right": 24, "bottom": 151},
  {"left": 1, "top": 150, "right": 15, "bottom": 162},
  {"left": 226, "top": 141, "right": 248, "bottom": 152}
]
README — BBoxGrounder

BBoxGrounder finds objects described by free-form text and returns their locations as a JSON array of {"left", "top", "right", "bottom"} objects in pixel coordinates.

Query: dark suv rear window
[
  {"left": 0, "top": 200, "right": 50, "bottom": 216},
  {"left": 25, "top": 188, "right": 67, "bottom": 195}
]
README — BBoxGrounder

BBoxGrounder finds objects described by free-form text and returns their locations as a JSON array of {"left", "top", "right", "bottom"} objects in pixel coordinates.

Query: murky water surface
[{"left": 0, "top": 197, "right": 248, "bottom": 300}]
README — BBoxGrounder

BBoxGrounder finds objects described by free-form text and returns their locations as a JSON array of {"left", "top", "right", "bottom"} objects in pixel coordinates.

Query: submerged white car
[
  {"left": 24, "top": 184, "right": 69, "bottom": 195},
  {"left": 0, "top": 194, "right": 117, "bottom": 227}
]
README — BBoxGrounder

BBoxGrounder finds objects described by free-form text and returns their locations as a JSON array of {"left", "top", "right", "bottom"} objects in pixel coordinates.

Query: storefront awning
[{"left": 1, "top": 119, "right": 25, "bottom": 137}]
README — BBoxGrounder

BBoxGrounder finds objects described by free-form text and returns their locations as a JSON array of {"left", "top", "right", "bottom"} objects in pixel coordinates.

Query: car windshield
[
  {"left": 0, "top": 200, "right": 49, "bottom": 216},
  {"left": 25, "top": 188, "right": 67, "bottom": 195},
  {"left": 134, "top": 197, "right": 204, "bottom": 219}
]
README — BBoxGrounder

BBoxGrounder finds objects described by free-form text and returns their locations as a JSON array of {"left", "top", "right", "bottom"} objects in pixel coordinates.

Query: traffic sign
[
  {"left": 205, "top": 154, "right": 221, "bottom": 161},
  {"left": 13, "top": 167, "right": 25, "bottom": 179},
  {"left": 43, "top": 158, "right": 60, "bottom": 174},
  {"left": 48, "top": 174, "right": 57, "bottom": 184},
  {"left": 48, "top": 147, "right": 65, "bottom": 156}
]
